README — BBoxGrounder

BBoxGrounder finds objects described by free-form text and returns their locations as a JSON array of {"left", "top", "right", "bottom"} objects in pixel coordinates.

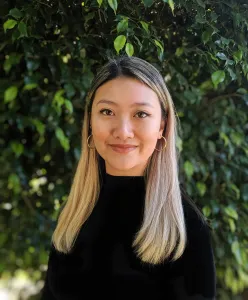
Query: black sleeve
[
  {"left": 39, "top": 240, "right": 89, "bottom": 300},
  {"left": 171, "top": 210, "right": 216, "bottom": 299},
  {"left": 40, "top": 245, "right": 57, "bottom": 300}
]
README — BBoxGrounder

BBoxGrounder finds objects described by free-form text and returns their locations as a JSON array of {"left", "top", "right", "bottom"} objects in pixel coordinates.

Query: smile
[{"left": 110, "top": 145, "right": 137, "bottom": 154}]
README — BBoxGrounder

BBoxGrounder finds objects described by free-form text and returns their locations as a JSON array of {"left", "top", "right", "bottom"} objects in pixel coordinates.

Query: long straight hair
[{"left": 52, "top": 55, "right": 204, "bottom": 265}]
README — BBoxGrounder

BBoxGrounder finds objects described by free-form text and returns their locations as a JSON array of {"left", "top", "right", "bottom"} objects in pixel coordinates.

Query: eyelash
[{"left": 99, "top": 109, "right": 151, "bottom": 119}]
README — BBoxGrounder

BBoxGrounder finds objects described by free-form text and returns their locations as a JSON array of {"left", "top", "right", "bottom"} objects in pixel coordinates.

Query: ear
[{"left": 158, "top": 118, "right": 166, "bottom": 137}]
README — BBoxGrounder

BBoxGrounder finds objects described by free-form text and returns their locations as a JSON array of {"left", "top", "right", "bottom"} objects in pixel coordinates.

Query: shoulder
[
  {"left": 181, "top": 191, "right": 212, "bottom": 245},
  {"left": 169, "top": 192, "right": 216, "bottom": 298},
  {"left": 180, "top": 192, "right": 215, "bottom": 271}
]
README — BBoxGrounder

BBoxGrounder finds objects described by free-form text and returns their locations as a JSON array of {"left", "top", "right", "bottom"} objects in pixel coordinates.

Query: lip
[
  {"left": 109, "top": 144, "right": 137, "bottom": 148},
  {"left": 110, "top": 145, "right": 137, "bottom": 154}
]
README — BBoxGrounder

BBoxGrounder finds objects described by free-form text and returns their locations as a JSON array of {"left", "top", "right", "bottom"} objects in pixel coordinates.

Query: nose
[{"left": 112, "top": 118, "right": 134, "bottom": 140}]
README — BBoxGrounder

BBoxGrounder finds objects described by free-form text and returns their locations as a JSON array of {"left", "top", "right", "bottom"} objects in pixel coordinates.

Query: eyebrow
[{"left": 96, "top": 99, "right": 154, "bottom": 108}]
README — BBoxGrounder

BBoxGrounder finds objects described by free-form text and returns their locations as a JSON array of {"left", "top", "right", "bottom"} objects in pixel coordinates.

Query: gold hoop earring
[
  {"left": 87, "top": 134, "right": 95, "bottom": 149},
  {"left": 155, "top": 136, "right": 167, "bottom": 152}
]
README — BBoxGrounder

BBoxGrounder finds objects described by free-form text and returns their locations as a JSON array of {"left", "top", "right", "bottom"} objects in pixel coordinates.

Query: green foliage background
[{"left": 1, "top": 0, "right": 248, "bottom": 299}]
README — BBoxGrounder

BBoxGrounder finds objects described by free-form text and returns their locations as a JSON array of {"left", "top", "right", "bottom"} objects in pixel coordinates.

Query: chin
[{"left": 105, "top": 160, "right": 138, "bottom": 172}]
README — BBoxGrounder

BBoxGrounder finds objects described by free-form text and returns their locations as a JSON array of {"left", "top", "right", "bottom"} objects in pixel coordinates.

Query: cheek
[
  {"left": 93, "top": 131, "right": 107, "bottom": 148},
  {"left": 92, "top": 127, "right": 112, "bottom": 155},
  {"left": 140, "top": 126, "right": 159, "bottom": 142},
  {"left": 138, "top": 130, "right": 159, "bottom": 153}
]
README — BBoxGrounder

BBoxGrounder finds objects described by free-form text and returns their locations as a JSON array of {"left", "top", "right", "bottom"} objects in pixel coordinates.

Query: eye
[
  {"left": 135, "top": 111, "right": 150, "bottom": 118},
  {"left": 99, "top": 109, "right": 113, "bottom": 116},
  {"left": 99, "top": 109, "right": 150, "bottom": 118}
]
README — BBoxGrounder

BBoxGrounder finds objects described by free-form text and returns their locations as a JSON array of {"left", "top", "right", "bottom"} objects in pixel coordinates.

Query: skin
[{"left": 90, "top": 76, "right": 165, "bottom": 176}]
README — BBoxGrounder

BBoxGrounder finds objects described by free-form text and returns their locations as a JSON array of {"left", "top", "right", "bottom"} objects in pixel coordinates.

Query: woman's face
[{"left": 90, "top": 76, "right": 165, "bottom": 176}]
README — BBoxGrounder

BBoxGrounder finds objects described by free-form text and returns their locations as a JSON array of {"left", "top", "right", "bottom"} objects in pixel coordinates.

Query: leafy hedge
[{"left": 1, "top": 0, "right": 248, "bottom": 299}]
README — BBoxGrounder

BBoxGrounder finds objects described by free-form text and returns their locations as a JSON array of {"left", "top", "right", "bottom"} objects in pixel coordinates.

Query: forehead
[{"left": 92, "top": 77, "right": 159, "bottom": 108}]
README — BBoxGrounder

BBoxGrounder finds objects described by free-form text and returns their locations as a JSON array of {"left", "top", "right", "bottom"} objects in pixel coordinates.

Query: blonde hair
[{"left": 52, "top": 55, "right": 205, "bottom": 265}]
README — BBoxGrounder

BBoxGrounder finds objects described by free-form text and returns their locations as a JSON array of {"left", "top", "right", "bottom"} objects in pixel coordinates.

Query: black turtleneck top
[{"left": 41, "top": 172, "right": 216, "bottom": 300}]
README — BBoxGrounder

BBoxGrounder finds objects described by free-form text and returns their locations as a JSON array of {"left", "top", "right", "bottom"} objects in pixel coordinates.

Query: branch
[
  {"left": 23, "top": 195, "right": 36, "bottom": 215},
  {"left": 35, "top": 0, "right": 52, "bottom": 8},
  {"left": 209, "top": 93, "right": 244, "bottom": 105}
]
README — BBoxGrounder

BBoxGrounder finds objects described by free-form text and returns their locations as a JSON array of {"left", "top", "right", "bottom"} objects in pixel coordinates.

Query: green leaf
[
  {"left": 4, "top": 60, "right": 12, "bottom": 73},
  {"left": 23, "top": 83, "right": 38, "bottom": 91},
  {"left": 228, "top": 218, "right": 236, "bottom": 233},
  {"left": 224, "top": 206, "right": 238, "bottom": 220},
  {"left": 114, "top": 35, "right": 126, "bottom": 54},
  {"left": 208, "top": 140, "right": 216, "bottom": 154},
  {"left": 64, "top": 83, "right": 76, "bottom": 98},
  {"left": 220, "top": 132, "right": 229, "bottom": 146},
  {"left": 4, "top": 86, "right": 18, "bottom": 103},
  {"left": 233, "top": 12, "right": 242, "bottom": 27},
  {"left": 175, "top": 47, "right": 184, "bottom": 57},
  {"left": 0, "top": 234, "right": 8, "bottom": 247},
  {"left": 196, "top": 0, "right": 205, "bottom": 8},
  {"left": 53, "top": 89, "right": 65, "bottom": 116},
  {"left": 108, "top": 0, "right": 118, "bottom": 14},
  {"left": 211, "top": 12, "right": 218, "bottom": 22},
  {"left": 195, "top": 8, "right": 206, "bottom": 23},
  {"left": 233, "top": 50, "right": 243, "bottom": 63},
  {"left": 54, "top": 89, "right": 65, "bottom": 102},
  {"left": 230, "top": 183, "right": 240, "bottom": 199},
  {"left": 184, "top": 160, "right": 194, "bottom": 178},
  {"left": 125, "top": 43, "right": 134, "bottom": 57},
  {"left": 3, "top": 19, "right": 17, "bottom": 33},
  {"left": 208, "top": 52, "right": 219, "bottom": 62},
  {"left": 11, "top": 142, "right": 24, "bottom": 157},
  {"left": 18, "top": 21, "right": 28, "bottom": 37},
  {"left": 176, "top": 136, "right": 183, "bottom": 153},
  {"left": 236, "top": 88, "right": 247, "bottom": 94},
  {"left": 133, "top": 35, "right": 142, "bottom": 51},
  {"left": 32, "top": 119, "right": 45, "bottom": 135},
  {"left": 8, "top": 173, "right": 21, "bottom": 194},
  {"left": 211, "top": 70, "right": 225, "bottom": 87},
  {"left": 64, "top": 99, "right": 74, "bottom": 114},
  {"left": 196, "top": 182, "right": 207, "bottom": 196},
  {"left": 97, "top": 0, "right": 103, "bottom": 7},
  {"left": 3, "top": 53, "right": 22, "bottom": 73},
  {"left": 203, "top": 205, "right": 211, "bottom": 217},
  {"left": 117, "top": 19, "right": 128, "bottom": 33},
  {"left": 154, "top": 39, "right": 164, "bottom": 53},
  {"left": 220, "top": 36, "right": 230, "bottom": 45},
  {"left": 200, "top": 79, "right": 213, "bottom": 91},
  {"left": 84, "top": 12, "right": 95, "bottom": 25},
  {"left": 140, "top": 21, "right": 149, "bottom": 33},
  {"left": 168, "top": 0, "right": 175, "bottom": 14},
  {"left": 202, "top": 30, "right": 211, "bottom": 44},
  {"left": 242, "top": 64, "right": 248, "bottom": 75},
  {"left": 142, "top": 0, "right": 153, "bottom": 7},
  {"left": 9, "top": 8, "right": 23, "bottom": 19},
  {"left": 241, "top": 184, "right": 248, "bottom": 202},
  {"left": 231, "top": 241, "right": 242, "bottom": 265},
  {"left": 55, "top": 128, "right": 70, "bottom": 151},
  {"left": 184, "top": 90, "right": 197, "bottom": 104},
  {"left": 225, "top": 59, "right": 234, "bottom": 66},
  {"left": 216, "top": 52, "right": 227, "bottom": 60},
  {"left": 230, "top": 132, "right": 243, "bottom": 146},
  {"left": 27, "top": 60, "right": 39, "bottom": 71},
  {"left": 227, "top": 68, "right": 237, "bottom": 81}
]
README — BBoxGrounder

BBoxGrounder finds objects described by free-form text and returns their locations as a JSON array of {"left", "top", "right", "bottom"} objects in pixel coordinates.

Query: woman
[{"left": 41, "top": 56, "right": 216, "bottom": 299}]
